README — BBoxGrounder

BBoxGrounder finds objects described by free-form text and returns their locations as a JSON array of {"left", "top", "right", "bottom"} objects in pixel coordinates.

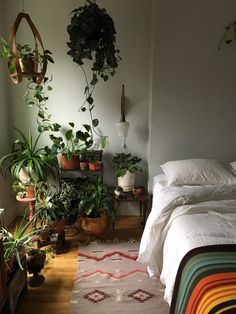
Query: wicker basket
[{"left": 80, "top": 209, "right": 108, "bottom": 234}]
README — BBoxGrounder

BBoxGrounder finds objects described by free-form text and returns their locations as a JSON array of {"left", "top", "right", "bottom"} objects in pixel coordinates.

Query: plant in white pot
[{"left": 112, "top": 153, "right": 142, "bottom": 192}]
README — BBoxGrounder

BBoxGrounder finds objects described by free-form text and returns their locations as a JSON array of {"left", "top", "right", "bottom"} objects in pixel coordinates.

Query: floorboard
[{"left": 15, "top": 216, "right": 143, "bottom": 314}]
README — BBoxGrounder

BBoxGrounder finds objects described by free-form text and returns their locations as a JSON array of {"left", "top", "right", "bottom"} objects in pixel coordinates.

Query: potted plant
[
  {"left": 112, "top": 153, "right": 142, "bottom": 192},
  {"left": 1, "top": 210, "right": 40, "bottom": 272},
  {"left": 88, "top": 150, "right": 103, "bottom": 171},
  {"left": 78, "top": 177, "right": 117, "bottom": 234},
  {"left": 0, "top": 37, "right": 54, "bottom": 75},
  {"left": 26, "top": 248, "right": 46, "bottom": 287},
  {"left": 33, "top": 182, "right": 67, "bottom": 242},
  {"left": 0, "top": 128, "right": 59, "bottom": 187},
  {"left": 49, "top": 122, "right": 93, "bottom": 170},
  {"left": 12, "top": 180, "right": 40, "bottom": 199}
]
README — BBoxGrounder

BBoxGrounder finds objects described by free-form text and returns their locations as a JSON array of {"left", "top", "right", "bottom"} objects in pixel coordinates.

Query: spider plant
[{"left": 0, "top": 127, "right": 59, "bottom": 182}]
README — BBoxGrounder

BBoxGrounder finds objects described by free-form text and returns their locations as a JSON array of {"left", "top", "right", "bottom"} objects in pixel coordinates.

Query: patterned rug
[{"left": 70, "top": 241, "right": 169, "bottom": 314}]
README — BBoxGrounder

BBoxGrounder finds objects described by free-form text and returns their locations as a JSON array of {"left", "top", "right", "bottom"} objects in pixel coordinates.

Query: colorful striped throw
[{"left": 170, "top": 245, "right": 236, "bottom": 314}]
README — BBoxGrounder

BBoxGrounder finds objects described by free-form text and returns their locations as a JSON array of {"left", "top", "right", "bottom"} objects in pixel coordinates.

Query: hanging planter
[
  {"left": 3, "top": 12, "right": 53, "bottom": 84},
  {"left": 66, "top": 0, "right": 121, "bottom": 147}
]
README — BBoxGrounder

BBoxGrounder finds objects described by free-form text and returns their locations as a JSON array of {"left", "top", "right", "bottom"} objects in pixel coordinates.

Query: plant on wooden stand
[
  {"left": 0, "top": 128, "right": 60, "bottom": 197},
  {"left": 112, "top": 153, "right": 142, "bottom": 192},
  {"left": 49, "top": 122, "right": 93, "bottom": 170}
]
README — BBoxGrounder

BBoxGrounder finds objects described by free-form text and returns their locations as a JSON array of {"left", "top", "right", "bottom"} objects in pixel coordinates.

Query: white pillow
[{"left": 160, "top": 159, "right": 236, "bottom": 186}]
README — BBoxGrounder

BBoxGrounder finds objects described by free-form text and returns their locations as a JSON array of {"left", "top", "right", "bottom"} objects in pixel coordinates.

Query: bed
[{"left": 137, "top": 159, "right": 236, "bottom": 314}]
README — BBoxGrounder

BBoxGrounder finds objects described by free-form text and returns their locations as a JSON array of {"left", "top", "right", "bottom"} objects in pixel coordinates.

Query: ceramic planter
[{"left": 118, "top": 170, "right": 135, "bottom": 192}]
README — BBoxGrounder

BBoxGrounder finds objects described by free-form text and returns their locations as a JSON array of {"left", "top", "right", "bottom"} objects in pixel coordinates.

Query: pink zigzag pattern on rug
[
  {"left": 75, "top": 268, "right": 149, "bottom": 282},
  {"left": 78, "top": 250, "right": 138, "bottom": 261}
]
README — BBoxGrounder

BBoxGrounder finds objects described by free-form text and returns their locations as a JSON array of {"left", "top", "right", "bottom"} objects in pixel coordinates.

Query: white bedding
[{"left": 137, "top": 182, "right": 236, "bottom": 304}]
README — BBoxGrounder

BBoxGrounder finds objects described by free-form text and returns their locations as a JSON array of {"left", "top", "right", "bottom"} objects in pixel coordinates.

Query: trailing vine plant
[
  {"left": 218, "top": 20, "right": 236, "bottom": 49},
  {"left": 24, "top": 76, "right": 60, "bottom": 134},
  {"left": 67, "top": 0, "right": 121, "bottom": 146}
]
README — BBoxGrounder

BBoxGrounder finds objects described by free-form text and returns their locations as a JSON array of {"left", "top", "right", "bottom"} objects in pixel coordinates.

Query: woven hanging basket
[{"left": 8, "top": 12, "right": 47, "bottom": 84}]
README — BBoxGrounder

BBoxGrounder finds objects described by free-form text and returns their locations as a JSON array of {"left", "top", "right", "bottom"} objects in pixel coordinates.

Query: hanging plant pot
[
  {"left": 7, "top": 12, "right": 48, "bottom": 84},
  {"left": 19, "top": 57, "right": 35, "bottom": 73}
]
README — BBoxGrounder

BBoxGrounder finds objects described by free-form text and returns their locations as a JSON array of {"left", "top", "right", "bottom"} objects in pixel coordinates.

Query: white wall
[
  {"left": 0, "top": 0, "right": 151, "bottom": 219},
  {"left": 0, "top": 1, "right": 19, "bottom": 224},
  {"left": 1, "top": 0, "right": 151, "bottom": 188},
  {"left": 149, "top": 0, "right": 236, "bottom": 189}
]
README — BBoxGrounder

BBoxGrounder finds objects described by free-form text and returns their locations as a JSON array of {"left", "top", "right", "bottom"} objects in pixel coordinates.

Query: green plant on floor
[
  {"left": 33, "top": 182, "right": 66, "bottom": 226},
  {"left": 1, "top": 210, "right": 40, "bottom": 270},
  {"left": 112, "top": 153, "right": 142, "bottom": 177},
  {"left": 78, "top": 176, "right": 117, "bottom": 220},
  {"left": 67, "top": 0, "right": 121, "bottom": 146}
]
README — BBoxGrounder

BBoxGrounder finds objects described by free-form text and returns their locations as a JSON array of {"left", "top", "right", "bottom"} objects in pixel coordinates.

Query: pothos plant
[
  {"left": 24, "top": 76, "right": 60, "bottom": 133},
  {"left": 67, "top": 0, "right": 121, "bottom": 146},
  {"left": 218, "top": 20, "right": 236, "bottom": 49}
]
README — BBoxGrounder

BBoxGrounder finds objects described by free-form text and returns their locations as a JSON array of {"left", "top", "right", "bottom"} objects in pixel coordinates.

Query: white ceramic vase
[{"left": 118, "top": 170, "right": 135, "bottom": 192}]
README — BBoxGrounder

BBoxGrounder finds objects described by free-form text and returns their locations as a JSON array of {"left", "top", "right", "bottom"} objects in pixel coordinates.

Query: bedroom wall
[
  {"left": 1, "top": 0, "right": 150, "bottom": 187},
  {"left": 149, "top": 0, "right": 236, "bottom": 189},
  {"left": 0, "top": 0, "right": 151, "bottom": 218},
  {"left": 0, "top": 2, "right": 18, "bottom": 224}
]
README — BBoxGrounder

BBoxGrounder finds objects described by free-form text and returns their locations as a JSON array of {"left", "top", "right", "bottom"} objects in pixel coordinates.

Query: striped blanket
[{"left": 170, "top": 245, "right": 236, "bottom": 314}]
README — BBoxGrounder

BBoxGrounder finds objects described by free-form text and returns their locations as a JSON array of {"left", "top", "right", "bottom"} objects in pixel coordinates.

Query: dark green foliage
[
  {"left": 112, "top": 153, "right": 142, "bottom": 177},
  {"left": 78, "top": 177, "right": 117, "bottom": 219},
  {"left": 218, "top": 20, "right": 236, "bottom": 49}
]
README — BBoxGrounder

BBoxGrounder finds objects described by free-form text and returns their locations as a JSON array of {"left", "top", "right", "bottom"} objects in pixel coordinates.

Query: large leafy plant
[
  {"left": 112, "top": 153, "right": 142, "bottom": 177},
  {"left": 49, "top": 122, "right": 93, "bottom": 159},
  {"left": 0, "top": 128, "right": 59, "bottom": 182},
  {"left": 78, "top": 177, "right": 117, "bottom": 219}
]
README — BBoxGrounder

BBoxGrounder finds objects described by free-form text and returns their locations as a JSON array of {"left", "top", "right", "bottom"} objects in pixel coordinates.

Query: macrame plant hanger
[{"left": 8, "top": 1, "right": 47, "bottom": 84}]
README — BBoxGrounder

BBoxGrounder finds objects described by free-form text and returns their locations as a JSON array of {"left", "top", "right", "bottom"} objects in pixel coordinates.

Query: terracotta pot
[
  {"left": 79, "top": 161, "right": 88, "bottom": 171},
  {"left": 50, "top": 219, "right": 65, "bottom": 235},
  {"left": 61, "top": 154, "right": 79, "bottom": 170},
  {"left": 80, "top": 209, "right": 108, "bottom": 234},
  {"left": 88, "top": 161, "right": 102, "bottom": 171},
  {"left": 26, "top": 185, "right": 35, "bottom": 198}
]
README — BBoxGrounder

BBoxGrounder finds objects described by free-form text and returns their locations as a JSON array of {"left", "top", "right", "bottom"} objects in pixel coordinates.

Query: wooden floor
[{"left": 16, "top": 216, "right": 144, "bottom": 314}]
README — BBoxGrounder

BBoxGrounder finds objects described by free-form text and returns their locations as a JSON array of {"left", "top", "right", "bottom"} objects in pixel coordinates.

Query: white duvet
[{"left": 137, "top": 183, "right": 236, "bottom": 304}]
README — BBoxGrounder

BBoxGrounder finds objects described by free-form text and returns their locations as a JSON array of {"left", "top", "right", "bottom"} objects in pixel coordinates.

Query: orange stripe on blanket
[
  {"left": 200, "top": 286, "right": 236, "bottom": 314},
  {"left": 186, "top": 272, "right": 236, "bottom": 314}
]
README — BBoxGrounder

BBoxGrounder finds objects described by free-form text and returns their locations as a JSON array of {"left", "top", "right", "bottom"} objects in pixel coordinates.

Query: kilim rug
[{"left": 70, "top": 241, "right": 169, "bottom": 314}]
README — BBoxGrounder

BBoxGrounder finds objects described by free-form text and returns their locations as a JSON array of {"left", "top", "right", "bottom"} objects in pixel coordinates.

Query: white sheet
[{"left": 137, "top": 183, "right": 236, "bottom": 304}]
